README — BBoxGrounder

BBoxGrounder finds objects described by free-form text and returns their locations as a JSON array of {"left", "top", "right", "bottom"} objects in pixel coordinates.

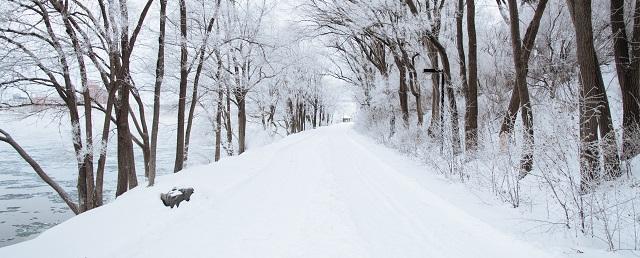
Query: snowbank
[{"left": 0, "top": 124, "right": 633, "bottom": 257}]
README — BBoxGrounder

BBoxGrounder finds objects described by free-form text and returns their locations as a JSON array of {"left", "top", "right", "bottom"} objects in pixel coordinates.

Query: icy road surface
[{"left": 0, "top": 124, "right": 557, "bottom": 258}]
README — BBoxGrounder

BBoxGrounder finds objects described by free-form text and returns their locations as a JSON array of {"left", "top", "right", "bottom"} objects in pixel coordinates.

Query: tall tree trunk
[
  {"left": 313, "top": 98, "right": 318, "bottom": 128},
  {"left": 302, "top": 103, "right": 307, "bottom": 131},
  {"left": 297, "top": 101, "right": 302, "bottom": 131},
  {"left": 174, "top": 0, "right": 188, "bottom": 173},
  {"left": 396, "top": 59, "right": 410, "bottom": 127},
  {"left": 131, "top": 90, "right": 151, "bottom": 182},
  {"left": 594, "top": 54, "right": 622, "bottom": 178},
  {"left": 298, "top": 100, "right": 302, "bottom": 131},
  {"left": 149, "top": 0, "right": 167, "bottom": 187},
  {"left": 225, "top": 85, "right": 233, "bottom": 155},
  {"left": 237, "top": 92, "right": 247, "bottom": 154},
  {"left": 70, "top": 30, "right": 95, "bottom": 211},
  {"left": 400, "top": 46, "right": 423, "bottom": 126},
  {"left": 115, "top": 77, "right": 138, "bottom": 195},
  {"left": 52, "top": 0, "right": 113, "bottom": 207},
  {"left": 268, "top": 104, "right": 276, "bottom": 127},
  {"left": 104, "top": 0, "right": 154, "bottom": 196},
  {"left": 465, "top": 0, "right": 479, "bottom": 152},
  {"left": 610, "top": 0, "right": 640, "bottom": 161},
  {"left": 288, "top": 98, "right": 295, "bottom": 134},
  {"left": 499, "top": 87, "right": 520, "bottom": 142},
  {"left": 424, "top": 35, "right": 462, "bottom": 154},
  {"left": 409, "top": 69, "right": 424, "bottom": 125},
  {"left": 261, "top": 107, "right": 267, "bottom": 130},
  {"left": 446, "top": 86, "right": 462, "bottom": 154},
  {"left": 185, "top": 16, "right": 217, "bottom": 164},
  {"left": 115, "top": 80, "right": 138, "bottom": 196},
  {"left": 506, "top": 0, "right": 535, "bottom": 176},
  {"left": 184, "top": 58, "right": 203, "bottom": 165},
  {"left": 40, "top": 1, "right": 90, "bottom": 210},
  {"left": 456, "top": 0, "right": 469, "bottom": 95},
  {"left": 499, "top": 0, "right": 549, "bottom": 153},
  {"left": 300, "top": 101, "right": 305, "bottom": 131},
  {"left": 578, "top": 75, "right": 601, "bottom": 192},
  {"left": 113, "top": 23, "right": 137, "bottom": 197},
  {"left": 215, "top": 89, "right": 223, "bottom": 161},
  {"left": 95, "top": 86, "right": 116, "bottom": 206},
  {"left": 567, "top": 0, "right": 620, "bottom": 191},
  {"left": 426, "top": 44, "right": 441, "bottom": 138},
  {"left": 318, "top": 106, "right": 323, "bottom": 127},
  {"left": 294, "top": 100, "right": 300, "bottom": 133},
  {"left": 81, "top": 62, "right": 95, "bottom": 210},
  {"left": 214, "top": 51, "right": 224, "bottom": 162}
]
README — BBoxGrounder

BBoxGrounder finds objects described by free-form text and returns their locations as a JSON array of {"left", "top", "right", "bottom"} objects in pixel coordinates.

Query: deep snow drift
[{"left": 0, "top": 124, "right": 629, "bottom": 258}]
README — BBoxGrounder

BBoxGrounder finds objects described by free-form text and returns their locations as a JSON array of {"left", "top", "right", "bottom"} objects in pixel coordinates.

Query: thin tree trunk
[
  {"left": 506, "top": 0, "right": 535, "bottom": 176},
  {"left": 82, "top": 101, "right": 95, "bottom": 210},
  {"left": 215, "top": 89, "right": 223, "bottom": 161},
  {"left": 214, "top": 51, "right": 224, "bottom": 162},
  {"left": 593, "top": 52, "right": 622, "bottom": 178},
  {"left": 446, "top": 86, "right": 462, "bottom": 154},
  {"left": 52, "top": 0, "right": 95, "bottom": 210},
  {"left": 463, "top": 0, "right": 479, "bottom": 152},
  {"left": 288, "top": 98, "right": 295, "bottom": 134},
  {"left": 313, "top": 98, "right": 318, "bottom": 128},
  {"left": 174, "top": 0, "right": 188, "bottom": 173},
  {"left": 297, "top": 100, "right": 302, "bottom": 132},
  {"left": 185, "top": 15, "right": 217, "bottom": 164},
  {"left": 456, "top": 0, "right": 469, "bottom": 95},
  {"left": 79, "top": 50, "right": 94, "bottom": 211},
  {"left": 184, "top": 56, "right": 204, "bottom": 164},
  {"left": 95, "top": 86, "right": 116, "bottom": 206},
  {"left": 302, "top": 103, "right": 307, "bottom": 131},
  {"left": 426, "top": 44, "right": 441, "bottom": 138},
  {"left": 424, "top": 35, "right": 462, "bottom": 154},
  {"left": 237, "top": 92, "right": 247, "bottom": 154},
  {"left": 610, "top": 0, "right": 640, "bottom": 160},
  {"left": 318, "top": 106, "right": 323, "bottom": 127},
  {"left": 499, "top": 0, "right": 549, "bottom": 153},
  {"left": 37, "top": 1, "right": 89, "bottom": 210},
  {"left": 225, "top": 85, "right": 233, "bottom": 155},
  {"left": 300, "top": 101, "right": 304, "bottom": 131},
  {"left": 149, "top": 0, "right": 167, "bottom": 187},
  {"left": 294, "top": 100, "right": 299, "bottom": 133},
  {"left": 405, "top": 61, "right": 424, "bottom": 126},
  {"left": 395, "top": 59, "right": 410, "bottom": 127},
  {"left": 499, "top": 88, "right": 520, "bottom": 143},
  {"left": 131, "top": 90, "right": 151, "bottom": 182},
  {"left": 268, "top": 104, "right": 276, "bottom": 127},
  {"left": 261, "top": 107, "right": 267, "bottom": 130}
]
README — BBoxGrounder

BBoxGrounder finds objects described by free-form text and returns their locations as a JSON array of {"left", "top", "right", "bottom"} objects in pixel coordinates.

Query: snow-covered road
[{"left": 0, "top": 124, "right": 558, "bottom": 258}]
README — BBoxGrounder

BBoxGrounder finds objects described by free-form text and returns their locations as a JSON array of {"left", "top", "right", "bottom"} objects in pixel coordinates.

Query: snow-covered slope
[{"left": 0, "top": 124, "right": 620, "bottom": 258}]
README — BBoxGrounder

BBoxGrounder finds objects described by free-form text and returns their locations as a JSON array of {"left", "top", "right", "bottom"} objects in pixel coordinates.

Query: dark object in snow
[{"left": 160, "top": 187, "right": 194, "bottom": 208}]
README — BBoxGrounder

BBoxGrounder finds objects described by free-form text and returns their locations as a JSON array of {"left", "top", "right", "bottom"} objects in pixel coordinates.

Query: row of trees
[
  {"left": 0, "top": 0, "right": 336, "bottom": 214},
  {"left": 307, "top": 0, "right": 640, "bottom": 191}
]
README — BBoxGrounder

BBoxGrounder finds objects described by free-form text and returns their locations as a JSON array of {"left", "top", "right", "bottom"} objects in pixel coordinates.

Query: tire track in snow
[
  {"left": 325, "top": 125, "right": 558, "bottom": 258},
  {"left": 324, "top": 127, "right": 448, "bottom": 258}
]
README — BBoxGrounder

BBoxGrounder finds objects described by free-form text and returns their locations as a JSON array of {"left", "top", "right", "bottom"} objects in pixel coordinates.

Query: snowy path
[{"left": 0, "top": 124, "right": 558, "bottom": 258}]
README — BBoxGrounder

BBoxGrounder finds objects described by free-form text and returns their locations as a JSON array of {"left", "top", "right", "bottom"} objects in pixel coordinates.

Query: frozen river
[{"left": 0, "top": 110, "right": 217, "bottom": 247}]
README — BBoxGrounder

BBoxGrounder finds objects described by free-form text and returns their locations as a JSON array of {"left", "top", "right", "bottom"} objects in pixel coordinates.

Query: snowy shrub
[{"left": 354, "top": 84, "right": 640, "bottom": 251}]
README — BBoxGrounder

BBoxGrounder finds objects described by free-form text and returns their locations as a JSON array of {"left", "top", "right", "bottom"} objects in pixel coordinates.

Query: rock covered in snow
[{"left": 160, "top": 187, "right": 194, "bottom": 208}]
